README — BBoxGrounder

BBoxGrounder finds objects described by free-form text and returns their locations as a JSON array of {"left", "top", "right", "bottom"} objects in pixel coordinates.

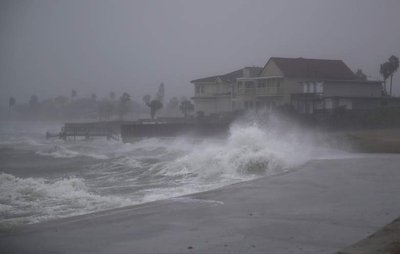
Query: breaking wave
[
  {"left": 0, "top": 122, "right": 342, "bottom": 226},
  {"left": 37, "top": 144, "right": 109, "bottom": 159},
  {"left": 0, "top": 173, "right": 130, "bottom": 228}
]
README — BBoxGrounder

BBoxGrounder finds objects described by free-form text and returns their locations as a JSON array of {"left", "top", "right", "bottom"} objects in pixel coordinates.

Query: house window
[
  {"left": 339, "top": 99, "right": 353, "bottom": 110},
  {"left": 196, "top": 85, "right": 201, "bottom": 94},
  {"left": 316, "top": 82, "right": 323, "bottom": 93},
  {"left": 201, "top": 86, "right": 205, "bottom": 93},
  {"left": 325, "top": 98, "right": 333, "bottom": 109},
  {"left": 304, "top": 83, "right": 310, "bottom": 93},
  {"left": 258, "top": 80, "right": 266, "bottom": 88},
  {"left": 245, "top": 81, "right": 253, "bottom": 88}
]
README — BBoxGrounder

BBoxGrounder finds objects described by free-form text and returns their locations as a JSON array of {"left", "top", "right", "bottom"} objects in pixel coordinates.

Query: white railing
[{"left": 255, "top": 87, "right": 282, "bottom": 96}]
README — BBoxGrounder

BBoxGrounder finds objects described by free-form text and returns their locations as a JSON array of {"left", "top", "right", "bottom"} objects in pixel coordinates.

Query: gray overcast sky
[{"left": 1, "top": 0, "right": 400, "bottom": 106}]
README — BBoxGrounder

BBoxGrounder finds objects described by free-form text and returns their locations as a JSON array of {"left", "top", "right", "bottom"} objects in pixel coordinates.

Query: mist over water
[{"left": 0, "top": 118, "right": 347, "bottom": 228}]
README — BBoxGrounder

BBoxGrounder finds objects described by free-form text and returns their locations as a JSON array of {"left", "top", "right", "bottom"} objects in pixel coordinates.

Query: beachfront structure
[
  {"left": 191, "top": 57, "right": 384, "bottom": 115},
  {"left": 190, "top": 67, "right": 262, "bottom": 116}
]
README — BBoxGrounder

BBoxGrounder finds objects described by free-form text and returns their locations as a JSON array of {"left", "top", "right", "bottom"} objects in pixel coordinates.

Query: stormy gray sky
[{"left": 1, "top": 0, "right": 400, "bottom": 106}]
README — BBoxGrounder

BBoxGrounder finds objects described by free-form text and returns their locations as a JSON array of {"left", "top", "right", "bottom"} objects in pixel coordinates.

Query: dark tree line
[
  {"left": 5, "top": 89, "right": 196, "bottom": 121},
  {"left": 5, "top": 91, "right": 142, "bottom": 121}
]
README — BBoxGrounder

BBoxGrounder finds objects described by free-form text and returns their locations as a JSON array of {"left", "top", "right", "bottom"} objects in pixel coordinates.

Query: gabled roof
[
  {"left": 265, "top": 57, "right": 356, "bottom": 80},
  {"left": 191, "top": 67, "right": 262, "bottom": 83}
]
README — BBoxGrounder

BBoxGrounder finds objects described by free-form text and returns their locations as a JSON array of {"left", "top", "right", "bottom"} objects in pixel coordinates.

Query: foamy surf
[
  {"left": 0, "top": 173, "right": 130, "bottom": 228},
  {"left": 37, "top": 144, "right": 109, "bottom": 159},
  {"left": 0, "top": 121, "right": 347, "bottom": 227}
]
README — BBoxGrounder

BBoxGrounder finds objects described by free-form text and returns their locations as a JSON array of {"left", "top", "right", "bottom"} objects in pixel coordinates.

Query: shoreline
[
  {"left": 327, "top": 128, "right": 400, "bottom": 153},
  {"left": 2, "top": 155, "right": 400, "bottom": 253}
]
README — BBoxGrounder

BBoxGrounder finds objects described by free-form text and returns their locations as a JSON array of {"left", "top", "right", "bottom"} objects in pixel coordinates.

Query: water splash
[{"left": 0, "top": 121, "right": 345, "bottom": 226}]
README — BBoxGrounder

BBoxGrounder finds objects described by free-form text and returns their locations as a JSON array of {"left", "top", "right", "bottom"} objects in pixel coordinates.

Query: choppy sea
[{"left": 0, "top": 120, "right": 345, "bottom": 228}]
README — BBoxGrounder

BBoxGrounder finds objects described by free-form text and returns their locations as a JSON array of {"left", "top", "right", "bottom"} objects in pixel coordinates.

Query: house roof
[
  {"left": 266, "top": 57, "right": 356, "bottom": 80},
  {"left": 191, "top": 67, "right": 262, "bottom": 83}
]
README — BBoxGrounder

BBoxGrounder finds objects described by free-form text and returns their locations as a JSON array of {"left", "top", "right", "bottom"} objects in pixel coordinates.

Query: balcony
[
  {"left": 256, "top": 87, "right": 283, "bottom": 96},
  {"left": 236, "top": 87, "right": 283, "bottom": 97},
  {"left": 237, "top": 88, "right": 255, "bottom": 96}
]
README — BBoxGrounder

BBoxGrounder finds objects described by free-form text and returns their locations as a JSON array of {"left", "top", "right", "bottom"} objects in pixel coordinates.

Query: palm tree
[
  {"left": 8, "top": 96, "right": 16, "bottom": 114},
  {"left": 118, "top": 92, "right": 131, "bottom": 120},
  {"left": 355, "top": 69, "right": 367, "bottom": 81},
  {"left": 149, "top": 100, "right": 163, "bottom": 119},
  {"left": 179, "top": 100, "right": 194, "bottom": 118},
  {"left": 109, "top": 91, "right": 115, "bottom": 100},
  {"left": 143, "top": 94, "right": 163, "bottom": 119},
  {"left": 71, "top": 90, "right": 77, "bottom": 99},
  {"left": 388, "top": 55, "right": 399, "bottom": 96},
  {"left": 142, "top": 95, "right": 163, "bottom": 119},
  {"left": 380, "top": 62, "right": 391, "bottom": 95},
  {"left": 156, "top": 82, "right": 165, "bottom": 102}
]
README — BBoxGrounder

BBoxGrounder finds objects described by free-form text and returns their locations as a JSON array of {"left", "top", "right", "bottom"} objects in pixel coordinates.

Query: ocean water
[{"left": 0, "top": 120, "right": 345, "bottom": 228}]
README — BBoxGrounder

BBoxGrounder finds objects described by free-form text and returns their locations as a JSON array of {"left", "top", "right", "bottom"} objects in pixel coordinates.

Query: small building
[{"left": 191, "top": 57, "right": 384, "bottom": 115}]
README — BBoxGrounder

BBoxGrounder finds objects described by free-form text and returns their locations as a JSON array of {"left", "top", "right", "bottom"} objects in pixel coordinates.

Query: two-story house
[{"left": 191, "top": 57, "right": 384, "bottom": 115}]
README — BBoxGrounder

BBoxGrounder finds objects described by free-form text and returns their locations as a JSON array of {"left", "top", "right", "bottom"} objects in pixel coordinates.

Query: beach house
[{"left": 191, "top": 57, "right": 384, "bottom": 115}]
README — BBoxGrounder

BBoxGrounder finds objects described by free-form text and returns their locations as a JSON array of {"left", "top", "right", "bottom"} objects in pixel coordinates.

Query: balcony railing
[
  {"left": 194, "top": 92, "right": 231, "bottom": 97},
  {"left": 237, "top": 88, "right": 255, "bottom": 96},
  {"left": 256, "top": 87, "right": 282, "bottom": 96},
  {"left": 236, "top": 87, "right": 282, "bottom": 96}
]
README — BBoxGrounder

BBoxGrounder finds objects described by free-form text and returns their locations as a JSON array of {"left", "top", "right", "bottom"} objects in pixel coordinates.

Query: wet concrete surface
[{"left": 1, "top": 154, "right": 400, "bottom": 254}]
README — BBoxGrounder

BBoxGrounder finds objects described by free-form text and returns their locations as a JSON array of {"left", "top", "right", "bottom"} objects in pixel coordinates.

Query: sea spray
[{"left": 0, "top": 121, "right": 344, "bottom": 226}]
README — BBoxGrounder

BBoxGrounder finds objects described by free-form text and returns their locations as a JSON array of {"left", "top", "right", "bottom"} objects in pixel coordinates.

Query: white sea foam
[
  {"left": 0, "top": 120, "right": 346, "bottom": 226},
  {"left": 155, "top": 122, "right": 325, "bottom": 183},
  {"left": 37, "top": 144, "right": 108, "bottom": 159},
  {"left": 0, "top": 173, "right": 130, "bottom": 227}
]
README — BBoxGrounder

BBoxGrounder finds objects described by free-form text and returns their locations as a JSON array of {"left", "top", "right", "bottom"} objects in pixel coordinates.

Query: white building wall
[
  {"left": 216, "top": 97, "right": 231, "bottom": 112},
  {"left": 193, "top": 99, "right": 217, "bottom": 115}
]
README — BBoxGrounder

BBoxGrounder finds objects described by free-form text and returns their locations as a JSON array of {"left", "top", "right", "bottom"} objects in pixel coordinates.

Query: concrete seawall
[{"left": 120, "top": 122, "right": 231, "bottom": 142}]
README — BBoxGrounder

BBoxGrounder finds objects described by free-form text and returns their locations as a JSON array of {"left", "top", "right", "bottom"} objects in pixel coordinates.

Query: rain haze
[
  {"left": 3, "top": 1, "right": 400, "bottom": 254},
  {"left": 1, "top": 0, "right": 400, "bottom": 105}
]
